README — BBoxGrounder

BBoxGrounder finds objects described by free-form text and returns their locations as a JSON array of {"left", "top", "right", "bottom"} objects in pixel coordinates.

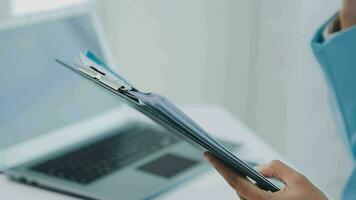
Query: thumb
[{"left": 258, "top": 160, "right": 300, "bottom": 185}]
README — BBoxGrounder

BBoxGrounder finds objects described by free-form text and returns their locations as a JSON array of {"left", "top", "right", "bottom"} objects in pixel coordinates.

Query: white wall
[
  {"left": 0, "top": 0, "right": 10, "bottom": 19},
  {"left": 246, "top": 0, "right": 301, "bottom": 153},
  {"left": 222, "top": 0, "right": 257, "bottom": 123},
  {"left": 97, "top": 0, "right": 256, "bottom": 123}
]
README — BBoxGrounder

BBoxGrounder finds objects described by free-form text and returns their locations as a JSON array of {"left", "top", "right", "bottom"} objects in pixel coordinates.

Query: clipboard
[{"left": 56, "top": 51, "right": 280, "bottom": 192}]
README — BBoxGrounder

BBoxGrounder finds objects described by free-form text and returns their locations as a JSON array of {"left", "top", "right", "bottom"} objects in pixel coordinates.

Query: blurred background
[{"left": 0, "top": 0, "right": 353, "bottom": 199}]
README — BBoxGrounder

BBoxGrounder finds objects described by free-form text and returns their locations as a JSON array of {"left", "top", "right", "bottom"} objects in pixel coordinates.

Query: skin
[
  {"left": 204, "top": 152, "right": 328, "bottom": 200},
  {"left": 340, "top": 0, "right": 356, "bottom": 29}
]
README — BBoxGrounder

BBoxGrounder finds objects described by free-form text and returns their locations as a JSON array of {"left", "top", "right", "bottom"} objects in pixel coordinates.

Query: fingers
[
  {"left": 204, "top": 152, "right": 270, "bottom": 200},
  {"left": 204, "top": 152, "right": 239, "bottom": 187},
  {"left": 258, "top": 160, "right": 303, "bottom": 185}
]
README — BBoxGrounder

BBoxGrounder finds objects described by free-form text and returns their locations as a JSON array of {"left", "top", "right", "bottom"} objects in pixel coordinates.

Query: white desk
[{"left": 0, "top": 105, "right": 285, "bottom": 200}]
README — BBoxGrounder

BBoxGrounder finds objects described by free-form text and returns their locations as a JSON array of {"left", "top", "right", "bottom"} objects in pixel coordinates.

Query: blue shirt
[{"left": 311, "top": 16, "right": 356, "bottom": 200}]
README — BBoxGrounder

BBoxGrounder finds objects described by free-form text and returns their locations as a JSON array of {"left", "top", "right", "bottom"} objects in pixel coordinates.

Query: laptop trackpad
[{"left": 137, "top": 154, "right": 199, "bottom": 178}]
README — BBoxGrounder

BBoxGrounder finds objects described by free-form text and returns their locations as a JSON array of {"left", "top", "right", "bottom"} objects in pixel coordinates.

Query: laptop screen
[{"left": 0, "top": 12, "right": 133, "bottom": 169}]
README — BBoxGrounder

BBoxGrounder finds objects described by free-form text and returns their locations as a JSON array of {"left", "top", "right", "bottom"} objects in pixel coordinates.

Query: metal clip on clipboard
[
  {"left": 55, "top": 52, "right": 140, "bottom": 103},
  {"left": 78, "top": 65, "right": 124, "bottom": 91}
]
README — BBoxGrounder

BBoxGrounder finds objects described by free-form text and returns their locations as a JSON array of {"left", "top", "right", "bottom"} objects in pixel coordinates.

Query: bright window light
[{"left": 11, "top": 0, "right": 88, "bottom": 16}]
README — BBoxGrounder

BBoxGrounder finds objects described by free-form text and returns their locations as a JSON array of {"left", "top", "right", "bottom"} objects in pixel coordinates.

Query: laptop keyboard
[{"left": 30, "top": 122, "right": 181, "bottom": 185}]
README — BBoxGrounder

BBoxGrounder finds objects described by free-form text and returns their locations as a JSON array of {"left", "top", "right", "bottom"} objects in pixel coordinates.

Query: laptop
[{"left": 0, "top": 7, "right": 238, "bottom": 200}]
